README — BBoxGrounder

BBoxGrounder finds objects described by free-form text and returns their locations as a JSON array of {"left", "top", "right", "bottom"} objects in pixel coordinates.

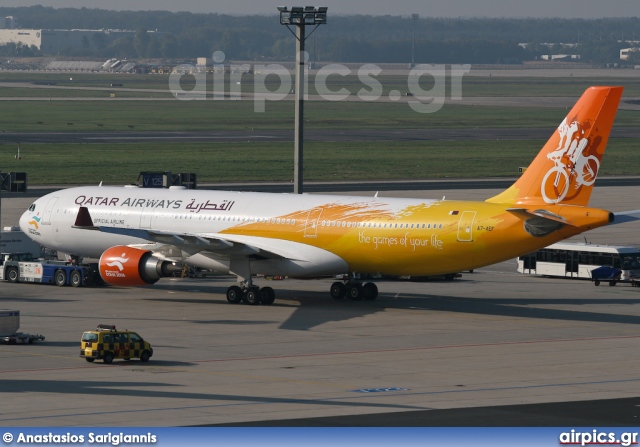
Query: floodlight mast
[
  {"left": 411, "top": 14, "right": 419, "bottom": 68},
  {"left": 278, "top": 6, "right": 327, "bottom": 194}
]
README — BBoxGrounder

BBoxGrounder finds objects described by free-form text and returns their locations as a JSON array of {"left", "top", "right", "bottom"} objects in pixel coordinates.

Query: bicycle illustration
[{"left": 541, "top": 118, "right": 599, "bottom": 204}]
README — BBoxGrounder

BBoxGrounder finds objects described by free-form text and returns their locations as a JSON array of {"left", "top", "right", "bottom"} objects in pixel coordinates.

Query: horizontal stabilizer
[
  {"left": 506, "top": 208, "right": 575, "bottom": 226},
  {"left": 506, "top": 207, "right": 571, "bottom": 237},
  {"left": 612, "top": 210, "right": 640, "bottom": 225}
]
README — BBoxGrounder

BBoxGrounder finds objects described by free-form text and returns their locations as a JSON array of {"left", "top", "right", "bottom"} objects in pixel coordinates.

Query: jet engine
[{"left": 99, "top": 246, "right": 182, "bottom": 287}]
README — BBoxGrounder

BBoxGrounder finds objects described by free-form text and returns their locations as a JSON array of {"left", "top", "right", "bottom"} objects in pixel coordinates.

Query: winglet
[{"left": 487, "top": 86, "right": 623, "bottom": 206}]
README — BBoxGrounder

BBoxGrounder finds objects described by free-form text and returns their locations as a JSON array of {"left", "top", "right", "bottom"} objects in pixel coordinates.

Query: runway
[
  {"left": 2, "top": 127, "right": 640, "bottom": 145},
  {"left": 1, "top": 186, "right": 640, "bottom": 426}
]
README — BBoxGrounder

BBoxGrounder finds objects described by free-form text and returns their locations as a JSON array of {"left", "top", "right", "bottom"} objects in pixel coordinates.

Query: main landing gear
[
  {"left": 226, "top": 256, "right": 276, "bottom": 306},
  {"left": 226, "top": 283, "right": 276, "bottom": 306},
  {"left": 330, "top": 280, "right": 378, "bottom": 301},
  {"left": 226, "top": 281, "right": 378, "bottom": 304},
  {"left": 226, "top": 255, "right": 378, "bottom": 304}
]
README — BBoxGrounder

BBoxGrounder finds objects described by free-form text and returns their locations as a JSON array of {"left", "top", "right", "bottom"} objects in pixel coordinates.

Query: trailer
[
  {"left": 590, "top": 266, "right": 623, "bottom": 286},
  {"left": 0, "top": 310, "right": 45, "bottom": 344},
  {"left": 0, "top": 227, "right": 44, "bottom": 259},
  {"left": 2, "top": 332, "right": 46, "bottom": 344},
  {"left": 0, "top": 253, "right": 101, "bottom": 287}
]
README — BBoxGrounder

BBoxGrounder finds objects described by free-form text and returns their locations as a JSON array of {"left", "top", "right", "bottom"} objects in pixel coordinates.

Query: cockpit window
[{"left": 28, "top": 203, "right": 36, "bottom": 211}]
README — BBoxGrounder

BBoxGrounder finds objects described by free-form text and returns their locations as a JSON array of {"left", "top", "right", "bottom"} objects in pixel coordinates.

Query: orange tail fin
[{"left": 487, "top": 86, "right": 623, "bottom": 206}]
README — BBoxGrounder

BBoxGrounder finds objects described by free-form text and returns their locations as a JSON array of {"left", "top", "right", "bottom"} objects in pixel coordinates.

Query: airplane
[{"left": 18, "top": 86, "right": 637, "bottom": 305}]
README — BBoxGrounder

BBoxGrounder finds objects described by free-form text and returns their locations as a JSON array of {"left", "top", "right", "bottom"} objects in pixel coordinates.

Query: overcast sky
[{"left": 1, "top": 0, "right": 638, "bottom": 18}]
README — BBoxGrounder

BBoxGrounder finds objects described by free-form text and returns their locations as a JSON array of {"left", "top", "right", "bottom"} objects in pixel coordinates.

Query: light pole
[
  {"left": 411, "top": 13, "right": 419, "bottom": 68},
  {"left": 0, "top": 174, "right": 2, "bottom": 247},
  {"left": 278, "top": 6, "right": 327, "bottom": 194}
]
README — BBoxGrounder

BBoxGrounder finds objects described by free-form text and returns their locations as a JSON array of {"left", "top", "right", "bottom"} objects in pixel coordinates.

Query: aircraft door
[
  {"left": 304, "top": 207, "right": 323, "bottom": 238},
  {"left": 456, "top": 211, "right": 476, "bottom": 242},
  {"left": 41, "top": 196, "right": 59, "bottom": 225},
  {"left": 139, "top": 207, "right": 153, "bottom": 229}
]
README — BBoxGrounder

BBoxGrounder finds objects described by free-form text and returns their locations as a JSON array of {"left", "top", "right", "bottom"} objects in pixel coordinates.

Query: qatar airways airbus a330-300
[{"left": 19, "top": 86, "right": 640, "bottom": 305}]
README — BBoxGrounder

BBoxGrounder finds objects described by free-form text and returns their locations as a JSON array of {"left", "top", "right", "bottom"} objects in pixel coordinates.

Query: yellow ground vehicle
[{"left": 80, "top": 324, "right": 153, "bottom": 364}]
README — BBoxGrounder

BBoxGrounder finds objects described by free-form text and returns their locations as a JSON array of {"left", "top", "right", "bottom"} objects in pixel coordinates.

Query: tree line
[{"left": 1, "top": 6, "right": 638, "bottom": 64}]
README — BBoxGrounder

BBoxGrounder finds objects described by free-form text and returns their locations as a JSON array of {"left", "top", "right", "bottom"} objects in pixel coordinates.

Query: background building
[
  {"left": 0, "top": 23, "right": 152, "bottom": 54},
  {"left": 620, "top": 47, "right": 640, "bottom": 60}
]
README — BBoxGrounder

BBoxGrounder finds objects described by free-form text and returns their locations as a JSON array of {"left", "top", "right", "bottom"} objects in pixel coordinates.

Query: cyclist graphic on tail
[{"left": 541, "top": 117, "right": 600, "bottom": 204}]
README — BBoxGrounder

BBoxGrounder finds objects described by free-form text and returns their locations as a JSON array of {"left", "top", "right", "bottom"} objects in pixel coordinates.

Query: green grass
[
  {"left": 0, "top": 72, "right": 172, "bottom": 90},
  {"left": 0, "top": 72, "right": 637, "bottom": 185},
  {"left": 1, "top": 139, "right": 635, "bottom": 185},
  {"left": 0, "top": 87, "right": 173, "bottom": 98},
  {"left": 0, "top": 72, "right": 638, "bottom": 135},
  {"left": 1, "top": 99, "right": 639, "bottom": 133},
  {"left": 3, "top": 72, "right": 640, "bottom": 97},
  {"left": 458, "top": 76, "right": 640, "bottom": 97}
]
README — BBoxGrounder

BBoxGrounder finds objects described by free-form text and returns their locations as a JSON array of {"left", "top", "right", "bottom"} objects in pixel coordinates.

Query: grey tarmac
[{"left": 1, "top": 185, "right": 640, "bottom": 426}]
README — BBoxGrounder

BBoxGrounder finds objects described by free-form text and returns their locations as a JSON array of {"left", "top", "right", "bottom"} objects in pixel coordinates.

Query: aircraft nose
[
  {"left": 18, "top": 206, "right": 37, "bottom": 235},
  {"left": 19, "top": 210, "right": 29, "bottom": 233}
]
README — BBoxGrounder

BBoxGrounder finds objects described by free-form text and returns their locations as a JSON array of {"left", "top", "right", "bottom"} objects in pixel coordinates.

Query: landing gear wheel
[
  {"left": 260, "top": 287, "right": 276, "bottom": 305},
  {"left": 245, "top": 287, "right": 262, "bottom": 305},
  {"left": 7, "top": 266, "right": 18, "bottom": 283},
  {"left": 348, "top": 283, "right": 363, "bottom": 300},
  {"left": 70, "top": 270, "right": 82, "bottom": 287},
  {"left": 363, "top": 282, "right": 378, "bottom": 300},
  {"left": 226, "top": 285, "right": 243, "bottom": 304},
  {"left": 330, "top": 282, "right": 346, "bottom": 300},
  {"left": 54, "top": 270, "right": 66, "bottom": 286}
]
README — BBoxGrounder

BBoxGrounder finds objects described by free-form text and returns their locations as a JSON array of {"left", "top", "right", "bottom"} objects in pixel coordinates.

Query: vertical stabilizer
[{"left": 487, "top": 86, "right": 623, "bottom": 206}]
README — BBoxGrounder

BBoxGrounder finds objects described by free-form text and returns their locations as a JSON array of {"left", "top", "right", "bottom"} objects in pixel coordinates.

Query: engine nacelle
[{"left": 99, "top": 246, "right": 181, "bottom": 287}]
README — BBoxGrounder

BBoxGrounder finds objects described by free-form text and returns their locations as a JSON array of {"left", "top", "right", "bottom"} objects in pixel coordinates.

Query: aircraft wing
[
  {"left": 73, "top": 206, "right": 298, "bottom": 262},
  {"left": 93, "top": 225, "right": 294, "bottom": 261}
]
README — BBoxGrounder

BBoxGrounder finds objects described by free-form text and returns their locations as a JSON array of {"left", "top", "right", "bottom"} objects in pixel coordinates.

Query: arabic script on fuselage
[{"left": 74, "top": 196, "right": 235, "bottom": 212}]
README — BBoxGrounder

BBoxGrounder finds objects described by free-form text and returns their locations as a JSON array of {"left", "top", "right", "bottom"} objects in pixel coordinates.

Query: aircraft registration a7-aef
[{"left": 19, "top": 86, "right": 640, "bottom": 305}]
